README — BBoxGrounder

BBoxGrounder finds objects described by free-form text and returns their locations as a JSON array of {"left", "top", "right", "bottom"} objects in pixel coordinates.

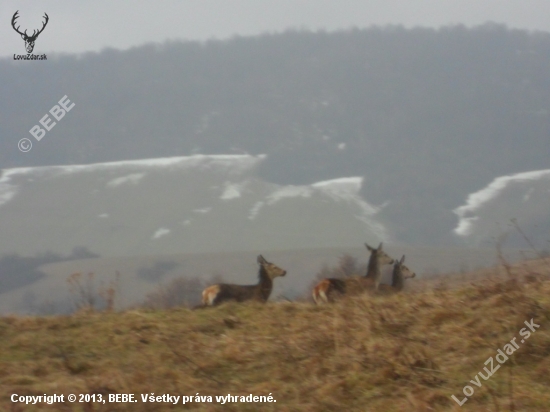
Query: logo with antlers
[{"left": 11, "top": 10, "right": 49, "bottom": 54}]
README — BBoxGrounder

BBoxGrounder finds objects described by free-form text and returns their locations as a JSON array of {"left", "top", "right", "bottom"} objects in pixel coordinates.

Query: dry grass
[{"left": 1, "top": 258, "right": 549, "bottom": 411}]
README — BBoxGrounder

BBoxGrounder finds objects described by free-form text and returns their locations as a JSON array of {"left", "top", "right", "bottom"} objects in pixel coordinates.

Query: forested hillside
[{"left": 2, "top": 24, "right": 549, "bottom": 243}]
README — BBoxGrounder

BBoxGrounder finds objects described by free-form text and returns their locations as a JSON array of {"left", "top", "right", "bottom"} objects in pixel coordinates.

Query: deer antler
[
  {"left": 11, "top": 11, "right": 49, "bottom": 40},
  {"left": 31, "top": 13, "right": 49, "bottom": 39},
  {"left": 11, "top": 11, "right": 26, "bottom": 37}
]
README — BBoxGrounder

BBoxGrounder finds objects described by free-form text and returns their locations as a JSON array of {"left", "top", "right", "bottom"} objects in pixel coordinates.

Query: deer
[
  {"left": 377, "top": 255, "right": 416, "bottom": 294},
  {"left": 201, "top": 255, "right": 287, "bottom": 306},
  {"left": 11, "top": 11, "right": 49, "bottom": 54},
  {"left": 312, "top": 242, "right": 395, "bottom": 304}
]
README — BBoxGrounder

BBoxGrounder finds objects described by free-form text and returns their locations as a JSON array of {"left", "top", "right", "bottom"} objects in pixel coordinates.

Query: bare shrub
[
  {"left": 136, "top": 260, "right": 179, "bottom": 283},
  {"left": 143, "top": 276, "right": 206, "bottom": 309},
  {"left": 67, "top": 273, "right": 97, "bottom": 311},
  {"left": 313, "top": 254, "right": 365, "bottom": 282},
  {"left": 66, "top": 272, "right": 120, "bottom": 312},
  {"left": 305, "top": 254, "right": 367, "bottom": 300}
]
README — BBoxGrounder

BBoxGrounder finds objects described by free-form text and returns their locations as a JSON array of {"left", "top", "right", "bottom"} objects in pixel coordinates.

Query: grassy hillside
[{"left": 1, "top": 258, "right": 549, "bottom": 411}]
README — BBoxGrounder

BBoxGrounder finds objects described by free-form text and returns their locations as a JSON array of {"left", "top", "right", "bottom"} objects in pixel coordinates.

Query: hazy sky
[{"left": 2, "top": 0, "right": 550, "bottom": 57}]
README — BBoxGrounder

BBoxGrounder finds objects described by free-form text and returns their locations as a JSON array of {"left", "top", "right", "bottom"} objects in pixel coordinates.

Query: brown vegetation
[
  {"left": 143, "top": 276, "right": 205, "bottom": 309},
  {"left": 0, "top": 258, "right": 549, "bottom": 411}
]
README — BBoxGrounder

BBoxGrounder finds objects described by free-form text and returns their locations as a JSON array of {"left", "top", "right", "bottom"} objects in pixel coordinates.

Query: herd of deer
[{"left": 200, "top": 242, "right": 416, "bottom": 307}]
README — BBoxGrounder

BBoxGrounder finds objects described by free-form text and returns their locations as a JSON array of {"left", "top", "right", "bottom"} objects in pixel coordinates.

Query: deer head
[
  {"left": 365, "top": 242, "right": 395, "bottom": 266},
  {"left": 257, "top": 255, "right": 287, "bottom": 279},
  {"left": 12, "top": 11, "right": 49, "bottom": 54}
]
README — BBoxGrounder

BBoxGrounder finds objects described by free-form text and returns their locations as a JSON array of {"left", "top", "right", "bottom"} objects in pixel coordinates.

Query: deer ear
[
  {"left": 400, "top": 255, "right": 405, "bottom": 264},
  {"left": 257, "top": 255, "right": 266, "bottom": 264},
  {"left": 377, "top": 242, "right": 383, "bottom": 251},
  {"left": 365, "top": 243, "right": 374, "bottom": 251},
  {"left": 21, "top": 34, "right": 25, "bottom": 40}
]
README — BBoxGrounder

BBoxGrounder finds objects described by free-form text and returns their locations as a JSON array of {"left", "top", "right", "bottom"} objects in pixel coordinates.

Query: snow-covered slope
[
  {"left": 453, "top": 169, "right": 550, "bottom": 245},
  {"left": 0, "top": 154, "right": 388, "bottom": 257}
]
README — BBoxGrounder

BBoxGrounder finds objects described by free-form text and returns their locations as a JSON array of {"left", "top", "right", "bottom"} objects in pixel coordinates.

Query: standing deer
[
  {"left": 201, "top": 255, "right": 287, "bottom": 306},
  {"left": 11, "top": 11, "right": 49, "bottom": 54},
  {"left": 312, "top": 242, "right": 395, "bottom": 304},
  {"left": 378, "top": 255, "right": 416, "bottom": 294}
]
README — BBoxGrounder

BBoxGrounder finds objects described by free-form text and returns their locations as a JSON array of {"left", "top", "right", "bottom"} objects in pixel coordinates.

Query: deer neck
[
  {"left": 257, "top": 266, "right": 274, "bottom": 299},
  {"left": 391, "top": 267, "right": 405, "bottom": 291},
  {"left": 365, "top": 254, "right": 381, "bottom": 281}
]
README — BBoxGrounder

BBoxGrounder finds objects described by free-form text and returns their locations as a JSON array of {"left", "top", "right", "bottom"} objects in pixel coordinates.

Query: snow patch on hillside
[
  {"left": 266, "top": 177, "right": 367, "bottom": 206},
  {"left": 0, "top": 170, "right": 18, "bottom": 208},
  {"left": 249, "top": 201, "right": 265, "bottom": 220},
  {"left": 313, "top": 177, "right": 369, "bottom": 205},
  {"left": 247, "top": 176, "right": 386, "bottom": 238},
  {"left": 107, "top": 173, "right": 146, "bottom": 187},
  {"left": 266, "top": 185, "right": 313, "bottom": 204},
  {"left": 193, "top": 207, "right": 212, "bottom": 214},
  {"left": 152, "top": 227, "right": 171, "bottom": 239},
  {"left": 2, "top": 154, "right": 264, "bottom": 178},
  {"left": 220, "top": 181, "right": 250, "bottom": 200},
  {"left": 453, "top": 169, "right": 550, "bottom": 236},
  {"left": 0, "top": 154, "right": 265, "bottom": 210}
]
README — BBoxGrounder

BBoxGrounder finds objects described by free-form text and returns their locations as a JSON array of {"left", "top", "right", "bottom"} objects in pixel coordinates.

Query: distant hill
[
  {"left": 2, "top": 153, "right": 538, "bottom": 315},
  {"left": 2, "top": 25, "right": 550, "bottom": 244},
  {"left": 0, "top": 154, "right": 386, "bottom": 258}
]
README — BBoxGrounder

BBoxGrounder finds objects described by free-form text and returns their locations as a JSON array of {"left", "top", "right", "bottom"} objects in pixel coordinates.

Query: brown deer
[
  {"left": 312, "top": 242, "right": 395, "bottom": 304},
  {"left": 378, "top": 255, "right": 416, "bottom": 294},
  {"left": 11, "top": 11, "right": 49, "bottom": 54},
  {"left": 201, "top": 255, "right": 286, "bottom": 306}
]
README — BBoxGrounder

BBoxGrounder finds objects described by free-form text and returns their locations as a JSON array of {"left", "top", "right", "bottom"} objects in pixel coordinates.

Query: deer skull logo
[{"left": 11, "top": 11, "right": 49, "bottom": 54}]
